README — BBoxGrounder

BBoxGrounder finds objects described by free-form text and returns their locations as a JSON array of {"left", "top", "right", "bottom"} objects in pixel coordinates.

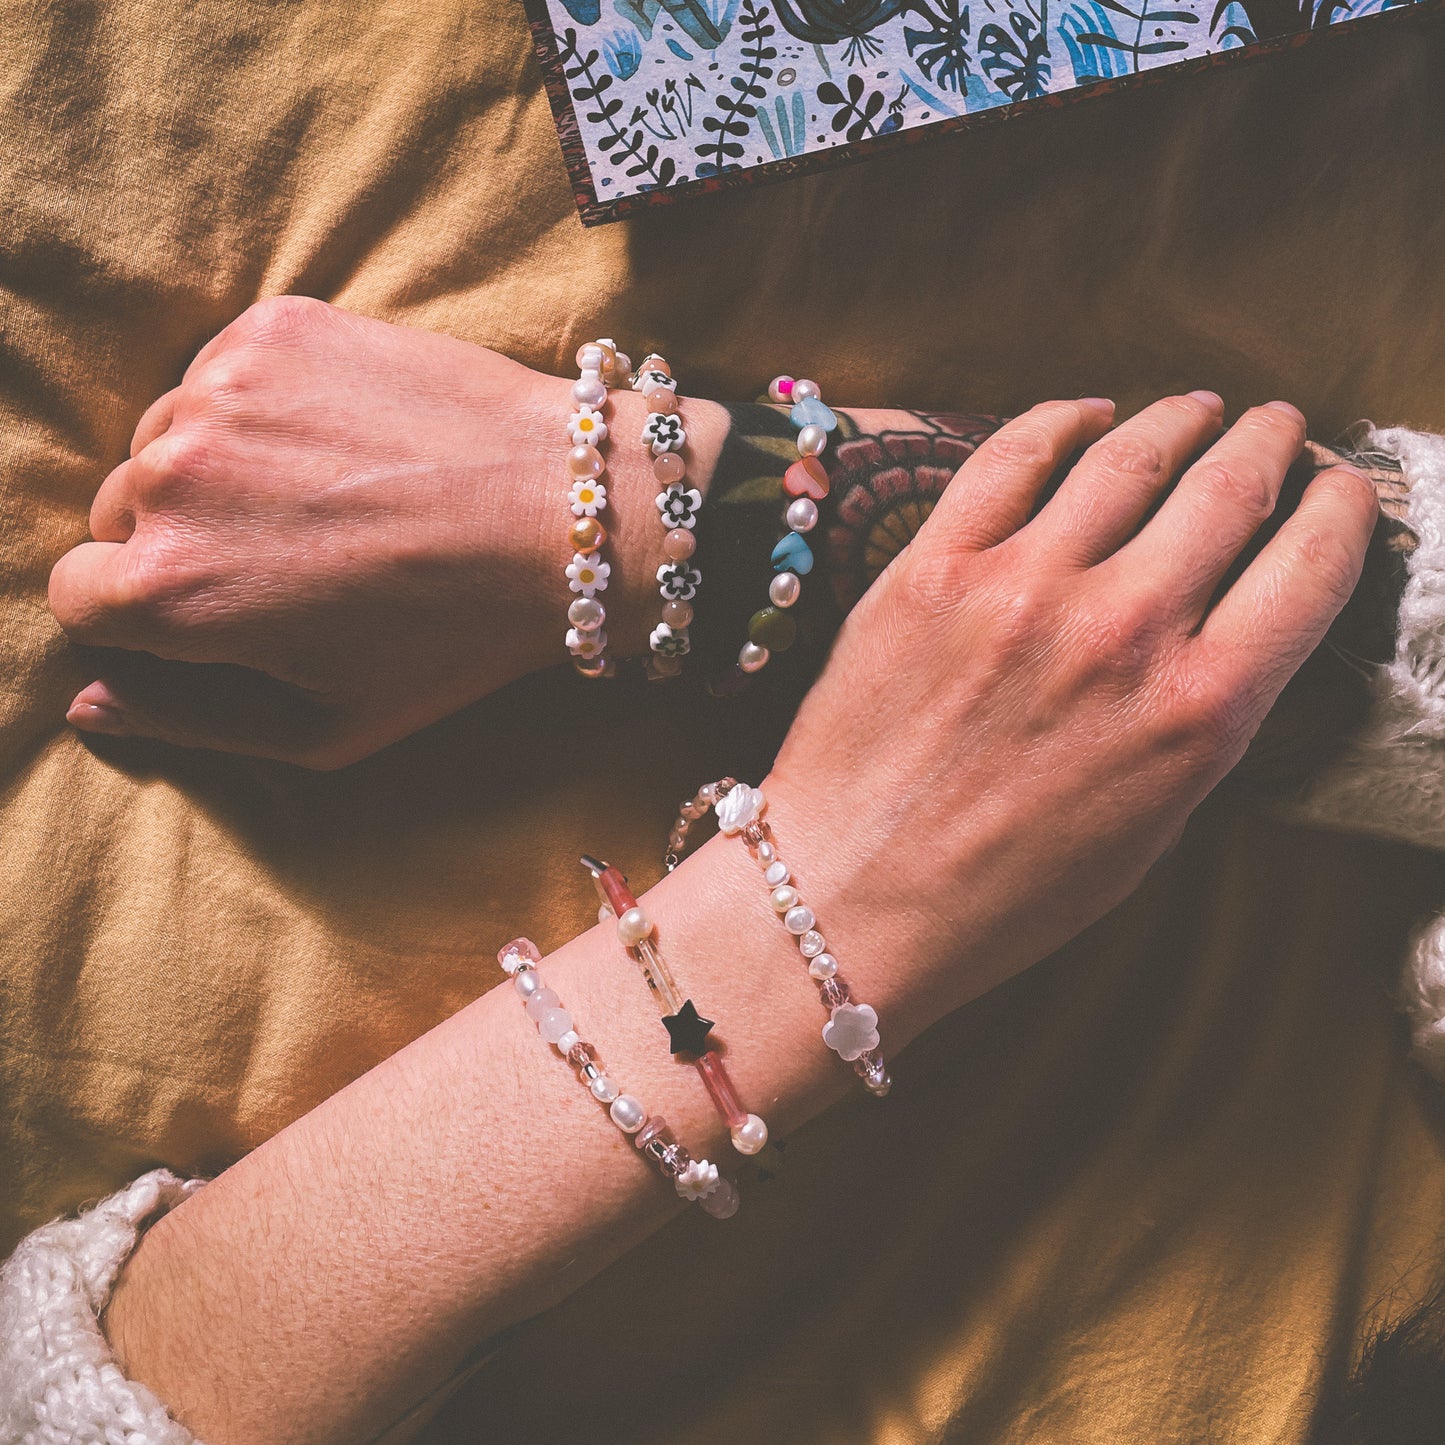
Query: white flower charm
[
  {"left": 656, "top": 483, "right": 702, "bottom": 529},
  {"left": 567, "top": 626, "right": 608, "bottom": 659},
  {"left": 716, "top": 784, "right": 767, "bottom": 836},
  {"left": 642, "top": 412, "right": 686, "bottom": 455},
  {"left": 568, "top": 405, "right": 608, "bottom": 447},
  {"left": 633, "top": 367, "right": 677, "bottom": 394},
  {"left": 566, "top": 553, "right": 611, "bottom": 596},
  {"left": 822, "top": 1003, "right": 880, "bottom": 1063},
  {"left": 649, "top": 622, "right": 690, "bottom": 657},
  {"left": 656, "top": 562, "right": 701, "bottom": 601},
  {"left": 568, "top": 477, "right": 608, "bottom": 518},
  {"left": 675, "top": 1158, "right": 720, "bottom": 1201}
]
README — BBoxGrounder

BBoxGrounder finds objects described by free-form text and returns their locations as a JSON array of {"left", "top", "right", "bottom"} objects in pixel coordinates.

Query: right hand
[{"left": 762, "top": 394, "right": 1379, "bottom": 1018}]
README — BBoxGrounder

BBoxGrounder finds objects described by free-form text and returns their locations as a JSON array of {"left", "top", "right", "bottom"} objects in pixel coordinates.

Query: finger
[
  {"left": 131, "top": 388, "right": 178, "bottom": 457},
  {"left": 1187, "top": 465, "right": 1379, "bottom": 718},
  {"left": 1096, "top": 401, "right": 1306, "bottom": 628},
  {"left": 66, "top": 656, "right": 342, "bottom": 766},
  {"left": 48, "top": 541, "right": 156, "bottom": 648},
  {"left": 922, "top": 398, "right": 1117, "bottom": 552},
  {"left": 1028, "top": 391, "right": 1225, "bottom": 566},
  {"left": 89, "top": 456, "right": 143, "bottom": 543}
]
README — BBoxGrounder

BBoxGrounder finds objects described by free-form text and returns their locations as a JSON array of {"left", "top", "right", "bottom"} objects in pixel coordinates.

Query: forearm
[{"left": 102, "top": 776, "right": 980, "bottom": 1445}]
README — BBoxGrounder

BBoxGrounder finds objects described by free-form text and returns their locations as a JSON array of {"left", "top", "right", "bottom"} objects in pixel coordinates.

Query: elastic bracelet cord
[
  {"left": 663, "top": 780, "right": 893, "bottom": 1098},
  {"left": 565, "top": 338, "right": 631, "bottom": 679},
  {"left": 580, "top": 855, "right": 770, "bottom": 1157},
  {"left": 498, "top": 937, "right": 741, "bottom": 1218},
  {"left": 713, "top": 375, "right": 834, "bottom": 695},
  {"left": 633, "top": 352, "right": 701, "bottom": 681}
]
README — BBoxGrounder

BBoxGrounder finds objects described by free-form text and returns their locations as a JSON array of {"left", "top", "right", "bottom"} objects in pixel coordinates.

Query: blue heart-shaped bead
[
  {"left": 771, "top": 531, "right": 814, "bottom": 575},
  {"left": 790, "top": 397, "right": 837, "bottom": 432}
]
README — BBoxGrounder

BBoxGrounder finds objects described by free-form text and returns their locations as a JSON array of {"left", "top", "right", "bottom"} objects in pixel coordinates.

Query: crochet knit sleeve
[{"left": 0, "top": 1168, "right": 207, "bottom": 1445}]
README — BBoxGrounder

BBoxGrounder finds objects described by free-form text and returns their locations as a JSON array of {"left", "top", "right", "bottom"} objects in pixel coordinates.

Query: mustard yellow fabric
[{"left": 3, "top": 3, "right": 1444, "bottom": 1440}]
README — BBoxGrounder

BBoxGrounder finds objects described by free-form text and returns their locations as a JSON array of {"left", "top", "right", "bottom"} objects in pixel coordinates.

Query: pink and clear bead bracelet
[
  {"left": 498, "top": 937, "right": 740, "bottom": 1218},
  {"left": 664, "top": 780, "right": 892, "bottom": 1098}
]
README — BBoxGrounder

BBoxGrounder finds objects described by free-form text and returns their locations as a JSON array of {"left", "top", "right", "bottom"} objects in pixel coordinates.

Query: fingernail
[
  {"left": 1264, "top": 400, "right": 1306, "bottom": 424},
  {"left": 67, "top": 701, "right": 129, "bottom": 735},
  {"left": 1187, "top": 390, "right": 1223, "bottom": 411},
  {"left": 1077, "top": 397, "right": 1115, "bottom": 417}
]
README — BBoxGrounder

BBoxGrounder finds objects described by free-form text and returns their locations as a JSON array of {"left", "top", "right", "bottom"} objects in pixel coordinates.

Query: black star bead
[{"left": 662, "top": 999, "right": 716, "bottom": 1057}]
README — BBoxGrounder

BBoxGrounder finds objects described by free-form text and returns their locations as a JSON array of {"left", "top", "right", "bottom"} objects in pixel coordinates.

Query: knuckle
[
  {"left": 187, "top": 352, "right": 258, "bottom": 408},
  {"left": 1159, "top": 663, "right": 1255, "bottom": 759},
  {"left": 983, "top": 422, "right": 1055, "bottom": 476},
  {"left": 1080, "top": 594, "right": 1165, "bottom": 680},
  {"left": 1090, "top": 433, "right": 1166, "bottom": 484},
  {"left": 1295, "top": 523, "right": 1361, "bottom": 607},
  {"left": 233, "top": 293, "right": 330, "bottom": 345},
  {"left": 1191, "top": 458, "right": 1276, "bottom": 526},
  {"left": 144, "top": 427, "right": 212, "bottom": 482}
]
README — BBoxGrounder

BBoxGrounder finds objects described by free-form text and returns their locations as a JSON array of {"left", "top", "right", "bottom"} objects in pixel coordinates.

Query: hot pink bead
[
  {"left": 662, "top": 599, "right": 694, "bottom": 628},
  {"left": 567, "top": 444, "right": 605, "bottom": 480},
  {"left": 646, "top": 388, "right": 678, "bottom": 414},
  {"left": 653, "top": 452, "right": 686, "bottom": 485},
  {"left": 663, "top": 528, "right": 696, "bottom": 561}
]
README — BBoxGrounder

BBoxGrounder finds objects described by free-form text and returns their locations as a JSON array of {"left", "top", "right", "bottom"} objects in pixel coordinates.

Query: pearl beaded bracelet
[
  {"left": 664, "top": 780, "right": 892, "bottom": 1098},
  {"left": 498, "top": 937, "right": 740, "bottom": 1218},
  {"left": 633, "top": 352, "right": 701, "bottom": 681},
  {"left": 581, "top": 854, "right": 769, "bottom": 1157},
  {"left": 715, "top": 375, "right": 833, "bottom": 693},
  {"left": 564, "top": 338, "right": 631, "bottom": 679}
]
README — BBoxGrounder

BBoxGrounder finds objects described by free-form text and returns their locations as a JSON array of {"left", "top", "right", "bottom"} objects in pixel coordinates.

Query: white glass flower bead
[
  {"left": 634, "top": 367, "right": 677, "bottom": 394},
  {"left": 566, "top": 553, "right": 611, "bottom": 596},
  {"left": 675, "top": 1158, "right": 721, "bottom": 1201},
  {"left": 822, "top": 1003, "right": 881, "bottom": 1063},
  {"left": 655, "top": 483, "right": 702, "bottom": 529},
  {"left": 649, "top": 622, "right": 690, "bottom": 657},
  {"left": 655, "top": 562, "right": 701, "bottom": 601},
  {"left": 716, "top": 784, "right": 766, "bottom": 836},
  {"left": 568, "top": 405, "right": 608, "bottom": 447},
  {"left": 642, "top": 412, "right": 686, "bottom": 456},
  {"left": 568, "top": 477, "right": 608, "bottom": 518},
  {"left": 566, "top": 627, "right": 608, "bottom": 659}
]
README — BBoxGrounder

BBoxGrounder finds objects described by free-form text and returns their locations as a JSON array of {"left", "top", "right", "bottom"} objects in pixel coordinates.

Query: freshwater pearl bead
[
  {"left": 610, "top": 1094, "right": 647, "bottom": 1133},
  {"left": 568, "top": 596, "right": 605, "bottom": 632},
  {"left": 730, "top": 1113, "right": 769, "bottom": 1155},
  {"left": 538, "top": 1007, "right": 574, "bottom": 1044},
  {"left": 756, "top": 840, "right": 776, "bottom": 864},
  {"left": 764, "top": 861, "right": 790, "bottom": 887},
  {"left": 663, "top": 528, "right": 696, "bottom": 560},
  {"left": 662, "top": 599, "right": 693, "bottom": 628},
  {"left": 555, "top": 1030, "right": 580, "bottom": 1055},
  {"left": 569, "top": 516, "right": 607, "bottom": 554},
  {"left": 567, "top": 444, "right": 605, "bottom": 480},
  {"left": 786, "top": 497, "right": 819, "bottom": 533},
  {"left": 796, "top": 423, "right": 828, "bottom": 456},
  {"left": 514, "top": 969, "right": 546, "bottom": 999},
  {"left": 698, "top": 783, "right": 717, "bottom": 803},
  {"left": 771, "top": 885, "right": 799, "bottom": 913},
  {"left": 617, "top": 906, "right": 653, "bottom": 946},
  {"left": 792, "top": 378, "right": 821, "bottom": 402},
  {"left": 808, "top": 952, "right": 838, "bottom": 979},
  {"left": 784, "top": 904, "right": 816, "bottom": 935},
  {"left": 769, "top": 571, "right": 801, "bottom": 608},
  {"left": 575, "top": 343, "right": 604, "bottom": 371},
  {"left": 524, "top": 987, "right": 560, "bottom": 1021},
  {"left": 590, "top": 1073, "right": 619, "bottom": 1103},
  {"left": 768, "top": 375, "right": 795, "bottom": 403},
  {"left": 798, "top": 930, "right": 826, "bottom": 958},
  {"left": 738, "top": 642, "right": 769, "bottom": 673},
  {"left": 654, "top": 452, "right": 686, "bottom": 484},
  {"left": 572, "top": 374, "right": 607, "bottom": 407}
]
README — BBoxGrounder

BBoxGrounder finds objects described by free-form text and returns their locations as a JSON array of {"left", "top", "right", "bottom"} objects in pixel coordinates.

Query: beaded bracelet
[
  {"left": 634, "top": 353, "right": 701, "bottom": 681},
  {"left": 581, "top": 854, "right": 769, "bottom": 1156},
  {"left": 498, "top": 936, "right": 740, "bottom": 1217},
  {"left": 664, "top": 779, "right": 892, "bottom": 1098},
  {"left": 713, "top": 375, "right": 834, "bottom": 694},
  {"left": 564, "top": 338, "right": 631, "bottom": 679}
]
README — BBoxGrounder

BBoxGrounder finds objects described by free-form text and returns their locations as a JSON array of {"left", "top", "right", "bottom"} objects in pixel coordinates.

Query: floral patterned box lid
[{"left": 524, "top": 0, "right": 1434, "bottom": 224}]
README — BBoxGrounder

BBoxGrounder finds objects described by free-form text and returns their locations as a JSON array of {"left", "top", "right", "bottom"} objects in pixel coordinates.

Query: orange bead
[
  {"left": 653, "top": 452, "right": 686, "bottom": 485},
  {"left": 641, "top": 354, "right": 671, "bottom": 378},
  {"left": 647, "top": 389, "right": 678, "bottom": 415},
  {"left": 662, "top": 599, "right": 694, "bottom": 628},
  {"left": 663, "top": 528, "right": 696, "bottom": 560},
  {"left": 570, "top": 517, "right": 608, "bottom": 554}
]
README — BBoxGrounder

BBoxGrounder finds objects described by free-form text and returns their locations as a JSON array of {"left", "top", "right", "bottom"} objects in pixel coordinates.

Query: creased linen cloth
[{"left": 3, "top": 3, "right": 1445, "bottom": 1443}]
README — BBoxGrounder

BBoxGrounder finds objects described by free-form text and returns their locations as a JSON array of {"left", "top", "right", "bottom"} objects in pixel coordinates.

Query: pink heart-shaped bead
[{"left": 784, "top": 456, "right": 830, "bottom": 500}]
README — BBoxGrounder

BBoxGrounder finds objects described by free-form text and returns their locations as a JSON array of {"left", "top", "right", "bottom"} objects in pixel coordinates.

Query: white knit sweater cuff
[{"left": 0, "top": 1168, "right": 207, "bottom": 1445}]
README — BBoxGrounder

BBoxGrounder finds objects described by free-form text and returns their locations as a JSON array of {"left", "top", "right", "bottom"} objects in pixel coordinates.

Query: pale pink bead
[
  {"left": 497, "top": 937, "right": 541, "bottom": 971},
  {"left": 768, "top": 375, "right": 795, "bottom": 404},
  {"left": 663, "top": 528, "right": 696, "bottom": 561},
  {"left": 572, "top": 374, "right": 607, "bottom": 407},
  {"left": 653, "top": 452, "right": 686, "bottom": 485},
  {"left": 567, "top": 444, "right": 605, "bottom": 480},
  {"left": 819, "top": 978, "right": 850, "bottom": 1008},
  {"left": 698, "top": 1176, "right": 740, "bottom": 1218},
  {"left": 662, "top": 599, "right": 693, "bottom": 628},
  {"left": 646, "top": 388, "right": 678, "bottom": 414}
]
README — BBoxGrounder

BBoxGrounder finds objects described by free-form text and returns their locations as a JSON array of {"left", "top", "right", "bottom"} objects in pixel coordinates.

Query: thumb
[{"left": 67, "top": 653, "right": 346, "bottom": 768}]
